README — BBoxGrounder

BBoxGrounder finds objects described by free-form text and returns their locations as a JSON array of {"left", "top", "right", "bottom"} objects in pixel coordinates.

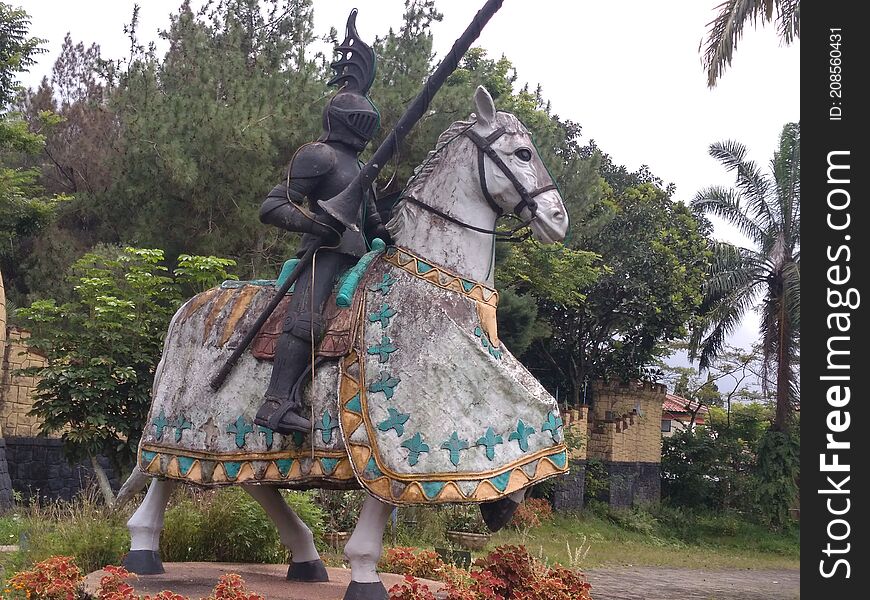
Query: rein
[{"left": 399, "top": 123, "right": 556, "bottom": 243}]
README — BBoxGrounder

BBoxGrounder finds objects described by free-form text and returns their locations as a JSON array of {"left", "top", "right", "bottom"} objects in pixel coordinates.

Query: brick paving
[{"left": 584, "top": 566, "right": 800, "bottom": 600}]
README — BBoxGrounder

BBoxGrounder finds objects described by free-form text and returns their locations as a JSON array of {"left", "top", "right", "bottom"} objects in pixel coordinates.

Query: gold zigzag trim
[
  {"left": 383, "top": 247, "right": 499, "bottom": 309},
  {"left": 138, "top": 447, "right": 356, "bottom": 485}
]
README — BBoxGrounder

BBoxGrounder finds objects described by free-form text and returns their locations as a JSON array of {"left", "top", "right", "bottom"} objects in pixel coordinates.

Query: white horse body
[{"left": 122, "top": 87, "right": 569, "bottom": 599}]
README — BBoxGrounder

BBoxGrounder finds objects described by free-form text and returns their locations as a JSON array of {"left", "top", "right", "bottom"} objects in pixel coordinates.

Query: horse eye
[{"left": 514, "top": 148, "right": 532, "bottom": 162}]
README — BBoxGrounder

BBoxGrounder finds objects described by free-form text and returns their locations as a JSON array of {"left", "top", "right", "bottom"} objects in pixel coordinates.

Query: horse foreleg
[
  {"left": 242, "top": 484, "right": 328, "bottom": 582},
  {"left": 123, "top": 477, "right": 177, "bottom": 574},
  {"left": 342, "top": 493, "right": 394, "bottom": 600}
]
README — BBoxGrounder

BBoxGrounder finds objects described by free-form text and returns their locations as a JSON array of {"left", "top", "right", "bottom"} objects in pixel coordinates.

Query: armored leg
[{"left": 255, "top": 251, "right": 355, "bottom": 434}]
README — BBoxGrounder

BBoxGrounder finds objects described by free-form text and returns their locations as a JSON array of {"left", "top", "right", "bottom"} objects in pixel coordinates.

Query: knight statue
[{"left": 254, "top": 10, "right": 384, "bottom": 434}]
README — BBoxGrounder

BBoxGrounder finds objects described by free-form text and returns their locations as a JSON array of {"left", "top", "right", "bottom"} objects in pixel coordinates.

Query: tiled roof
[{"left": 662, "top": 393, "right": 709, "bottom": 418}]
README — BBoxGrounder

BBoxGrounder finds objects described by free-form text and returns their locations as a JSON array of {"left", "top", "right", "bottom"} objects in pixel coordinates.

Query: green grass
[{"left": 488, "top": 510, "right": 799, "bottom": 570}]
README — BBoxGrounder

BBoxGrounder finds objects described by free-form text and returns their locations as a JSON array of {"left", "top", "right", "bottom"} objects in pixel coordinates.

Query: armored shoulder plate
[{"left": 289, "top": 143, "right": 337, "bottom": 180}]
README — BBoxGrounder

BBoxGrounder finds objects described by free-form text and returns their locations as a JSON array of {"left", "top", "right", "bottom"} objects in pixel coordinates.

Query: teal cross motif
[
  {"left": 541, "top": 412, "right": 564, "bottom": 442},
  {"left": 291, "top": 431, "right": 305, "bottom": 447},
  {"left": 152, "top": 409, "right": 170, "bottom": 441},
  {"left": 316, "top": 412, "right": 339, "bottom": 444},
  {"left": 258, "top": 426, "right": 274, "bottom": 449},
  {"left": 401, "top": 433, "right": 430, "bottom": 466},
  {"left": 369, "top": 273, "right": 398, "bottom": 295},
  {"left": 226, "top": 416, "right": 253, "bottom": 448},
  {"left": 174, "top": 415, "right": 192, "bottom": 442},
  {"left": 440, "top": 432, "right": 469, "bottom": 467},
  {"left": 377, "top": 408, "right": 410, "bottom": 437},
  {"left": 475, "top": 427, "right": 504, "bottom": 461},
  {"left": 368, "top": 303, "right": 398, "bottom": 328},
  {"left": 367, "top": 335, "right": 398, "bottom": 363},
  {"left": 508, "top": 420, "right": 536, "bottom": 452},
  {"left": 368, "top": 371, "right": 400, "bottom": 399}
]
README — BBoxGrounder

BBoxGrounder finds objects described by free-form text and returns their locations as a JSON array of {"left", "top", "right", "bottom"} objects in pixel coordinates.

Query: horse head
[
  {"left": 387, "top": 85, "right": 569, "bottom": 283},
  {"left": 469, "top": 85, "right": 569, "bottom": 245}
]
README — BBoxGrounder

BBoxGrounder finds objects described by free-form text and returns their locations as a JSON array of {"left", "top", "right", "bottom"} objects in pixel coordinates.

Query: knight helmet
[{"left": 320, "top": 9, "right": 379, "bottom": 151}]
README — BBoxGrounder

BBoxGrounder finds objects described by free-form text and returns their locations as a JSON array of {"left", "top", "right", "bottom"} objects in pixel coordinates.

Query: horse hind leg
[
  {"left": 123, "top": 477, "right": 178, "bottom": 574},
  {"left": 342, "top": 493, "right": 394, "bottom": 600},
  {"left": 242, "top": 484, "right": 328, "bottom": 582}
]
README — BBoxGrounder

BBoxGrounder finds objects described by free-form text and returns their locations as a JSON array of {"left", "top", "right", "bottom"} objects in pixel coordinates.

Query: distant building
[{"left": 661, "top": 393, "right": 709, "bottom": 436}]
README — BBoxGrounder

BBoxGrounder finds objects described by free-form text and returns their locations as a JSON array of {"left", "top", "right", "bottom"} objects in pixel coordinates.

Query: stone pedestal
[{"left": 84, "top": 563, "right": 445, "bottom": 600}]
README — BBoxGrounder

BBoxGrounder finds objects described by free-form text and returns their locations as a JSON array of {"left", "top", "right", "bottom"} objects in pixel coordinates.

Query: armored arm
[{"left": 259, "top": 143, "right": 340, "bottom": 238}]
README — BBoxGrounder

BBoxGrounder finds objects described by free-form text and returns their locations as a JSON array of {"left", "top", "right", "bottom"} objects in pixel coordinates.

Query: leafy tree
[
  {"left": 662, "top": 401, "right": 773, "bottom": 516},
  {"left": 526, "top": 182, "right": 711, "bottom": 405},
  {"left": 0, "top": 2, "right": 44, "bottom": 106},
  {"left": 17, "top": 246, "right": 236, "bottom": 503},
  {"left": 1, "top": 3, "right": 63, "bottom": 307},
  {"left": 701, "top": 0, "right": 800, "bottom": 87},
  {"left": 689, "top": 122, "right": 799, "bottom": 432}
]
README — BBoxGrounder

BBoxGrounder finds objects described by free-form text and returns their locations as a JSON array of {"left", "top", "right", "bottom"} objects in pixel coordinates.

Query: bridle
[{"left": 402, "top": 124, "right": 557, "bottom": 242}]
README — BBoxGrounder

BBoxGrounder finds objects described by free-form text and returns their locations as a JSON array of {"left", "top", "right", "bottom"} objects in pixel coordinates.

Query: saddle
[{"left": 250, "top": 283, "right": 365, "bottom": 361}]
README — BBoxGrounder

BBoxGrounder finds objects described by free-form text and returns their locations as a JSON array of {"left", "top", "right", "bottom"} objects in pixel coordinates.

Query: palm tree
[
  {"left": 690, "top": 122, "right": 799, "bottom": 432},
  {"left": 701, "top": 0, "right": 801, "bottom": 87}
]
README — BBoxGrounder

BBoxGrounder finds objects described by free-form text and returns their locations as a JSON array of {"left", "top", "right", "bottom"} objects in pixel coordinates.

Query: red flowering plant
[
  {"left": 3, "top": 557, "right": 264, "bottom": 600},
  {"left": 449, "top": 545, "right": 593, "bottom": 600},
  {"left": 96, "top": 566, "right": 137, "bottom": 600},
  {"left": 204, "top": 574, "right": 264, "bottom": 600},
  {"left": 387, "top": 576, "right": 438, "bottom": 600},
  {"left": 378, "top": 547, "right": 446, "bottom": 580},
  {"left": 6, "top": 556, "right": 83, "bottom": 600}
]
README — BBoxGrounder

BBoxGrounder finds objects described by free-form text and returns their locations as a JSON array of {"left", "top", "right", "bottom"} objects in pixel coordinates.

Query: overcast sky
[{"left": 19, "top": 0, "right": 800, "bottom": 356}]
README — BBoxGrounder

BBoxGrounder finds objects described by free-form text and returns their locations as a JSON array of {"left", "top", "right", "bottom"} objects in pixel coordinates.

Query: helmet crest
[{"left": 328, "top": 9, "right": 376, "bottom": 94}]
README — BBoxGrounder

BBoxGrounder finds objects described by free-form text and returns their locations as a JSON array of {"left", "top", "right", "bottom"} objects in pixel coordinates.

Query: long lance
[{"left": 210, "top": 0, "right": 505, "bottom": 392}]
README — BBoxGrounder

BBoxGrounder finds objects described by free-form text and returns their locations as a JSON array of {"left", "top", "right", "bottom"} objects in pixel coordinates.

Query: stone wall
[
  {"left": 4, "top": 437, "right": 121, "bottom": 501},
  {"left": 0, "top": 321, "right": 119, "bottom": 502},
  {"left": 0, "top": 438, "right": 13, "bottom": 509},
  {"left": 1, "top": 271, "right": 12, "bottom": 510},
  {"left": 549, "top": 406, "right": 588, "bottom": 511},
  {"left": 1, "top": 328, "right": 48, "bottom": 438}
]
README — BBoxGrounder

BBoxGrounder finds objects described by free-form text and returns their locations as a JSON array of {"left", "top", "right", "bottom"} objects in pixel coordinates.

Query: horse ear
[{"left": 474, "top": 86, "right": 496, "bottom": 127}]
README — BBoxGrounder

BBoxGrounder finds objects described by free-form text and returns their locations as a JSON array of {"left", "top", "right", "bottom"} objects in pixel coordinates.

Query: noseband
[{"left": 402, "top": 124, "right": 556, "bottom": 241}]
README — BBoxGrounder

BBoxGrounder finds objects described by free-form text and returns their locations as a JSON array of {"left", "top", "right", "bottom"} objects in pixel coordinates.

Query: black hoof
[
  {"left": 480, "top": 496, "right": 521, "bottom": 532},
  {"left": 122, "top": 550, "right": 164, "bottom": 575},
  {"left": 287, "top": 559, "right": 329, "bottom": 582},
  {"left": 343, "top": 580, "right": 388, "bottom": 600}
]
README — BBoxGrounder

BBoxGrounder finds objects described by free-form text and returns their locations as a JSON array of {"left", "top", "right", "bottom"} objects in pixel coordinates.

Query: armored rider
[{"left": 254, "top": 10, "right": 384, "bottom": 435}]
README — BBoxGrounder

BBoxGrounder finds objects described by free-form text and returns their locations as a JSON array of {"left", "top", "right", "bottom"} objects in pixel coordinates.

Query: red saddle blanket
[{"left": 250, "top": 286, "right": 365, "bottom": 361}]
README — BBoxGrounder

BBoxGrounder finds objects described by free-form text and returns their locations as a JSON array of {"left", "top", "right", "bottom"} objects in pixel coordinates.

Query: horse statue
[{"left": 118, "top": 86, "right": 570, "bottom": 600}]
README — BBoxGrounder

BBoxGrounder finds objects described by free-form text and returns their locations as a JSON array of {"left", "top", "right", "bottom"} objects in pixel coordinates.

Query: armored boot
[{"left": 254, "top": 312, "right": 325, "bottom": 434}]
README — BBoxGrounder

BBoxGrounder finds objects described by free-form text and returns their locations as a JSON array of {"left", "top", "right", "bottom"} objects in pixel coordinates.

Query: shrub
[
  {"left": 314, "top": 490, "right": 363, "bottom": 533},
  {"left": 160, "top": 487, "right": 326, "bottom": 564},
  {"left": 443, "top": 506, "right": 488, "bottom": 534},
  {"left": 4, "top": 490, "right": 129, "bottom": 575},
  {"left": 508, "top": 499, "right": 553, "bottom": 530},
  {"left": 379, "top": 547, "right": 445, "bottom": 580},
  {"left": 161, "top": 488, "right": 283, "bottom": 563},
  {"left": 583, "top": 459, "right": 608, "bottom": 503}
]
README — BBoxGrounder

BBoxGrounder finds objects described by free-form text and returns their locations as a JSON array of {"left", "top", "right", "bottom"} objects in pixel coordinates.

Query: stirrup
[{"left": 265, "top": 400, "right": 312, "bottom": 434}]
